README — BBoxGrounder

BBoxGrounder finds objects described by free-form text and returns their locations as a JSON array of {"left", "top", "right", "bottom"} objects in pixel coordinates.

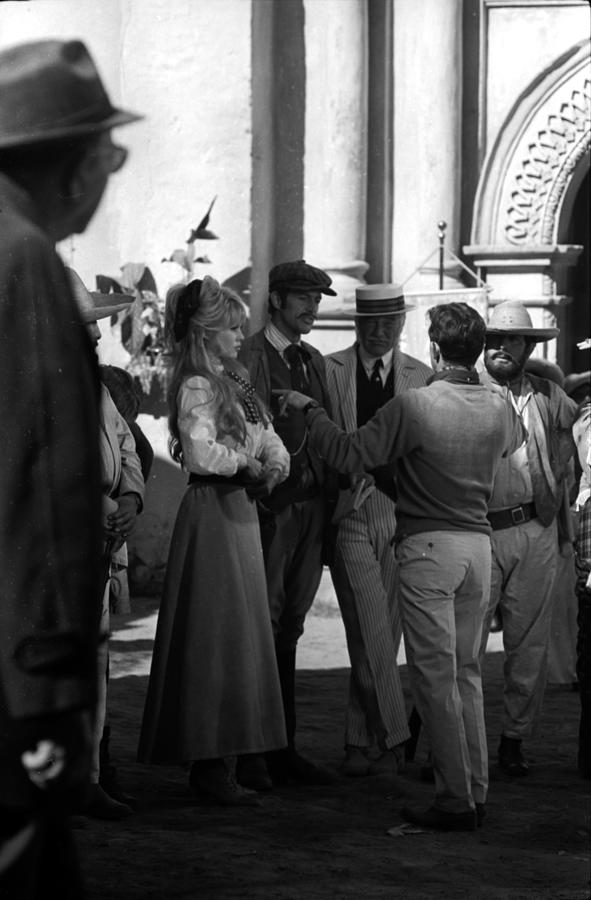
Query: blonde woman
[{"left": 138, "top": 276, "right": 289, "bottom": 805}]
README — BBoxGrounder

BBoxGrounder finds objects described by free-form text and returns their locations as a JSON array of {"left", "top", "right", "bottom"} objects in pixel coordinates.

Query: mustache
[{"left": 489, "top": 350, "right": 517, "bottom": 364}]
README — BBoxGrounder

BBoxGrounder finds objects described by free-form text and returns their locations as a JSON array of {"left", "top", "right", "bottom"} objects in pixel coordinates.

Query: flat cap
[{"left": 269, "top": 259, "right": 336, "bottom": 296}]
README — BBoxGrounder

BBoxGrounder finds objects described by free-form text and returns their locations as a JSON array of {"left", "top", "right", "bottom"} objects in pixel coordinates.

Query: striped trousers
[{"left": 330, "top": 489, "right": 410, "bottom": 749}]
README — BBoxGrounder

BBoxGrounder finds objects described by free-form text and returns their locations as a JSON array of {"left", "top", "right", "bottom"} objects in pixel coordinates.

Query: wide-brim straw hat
[
  {"left": 355, "top": 284, "right": 414, "bottom": 316},
  {"left": 486, "top": 300, "right": 559, "bottom": 342},
  {"left": 66, "top": 267, "right": 133, "bottom": 323},
  {"left": 0, "top": 39, "right": 142, "bottom": 149}
]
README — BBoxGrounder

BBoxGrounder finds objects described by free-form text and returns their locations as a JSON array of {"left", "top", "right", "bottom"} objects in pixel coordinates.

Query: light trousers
[
  {"left": 330, "top": 490, "right": 409, "bottom": 749},
  {"left": 480, "top": 518, "right": 558, "bottom": 738},
  {"left": 396, "top": 530, "right": 491, "bottom": 813}
]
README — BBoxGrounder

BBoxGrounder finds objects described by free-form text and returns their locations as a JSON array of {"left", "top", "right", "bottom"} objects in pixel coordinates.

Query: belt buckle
[{"left": 511, "top": 506, "right": 526, "bottom": 525}]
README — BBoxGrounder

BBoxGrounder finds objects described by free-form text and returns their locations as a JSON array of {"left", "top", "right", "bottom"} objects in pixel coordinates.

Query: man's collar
[
  {"left": 428, "top": 367, "right": 480, "bottom": 385},
  {"left": 357, "top": 343, "right": 394, "bottom": 372},
  {"left": 265, "top": 322, "right": 301, "bottom": 355}
]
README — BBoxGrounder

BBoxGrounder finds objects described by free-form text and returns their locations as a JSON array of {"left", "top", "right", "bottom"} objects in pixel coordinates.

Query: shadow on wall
[{"left": 127, "top": 452, "right": 187, "bottom": 596}]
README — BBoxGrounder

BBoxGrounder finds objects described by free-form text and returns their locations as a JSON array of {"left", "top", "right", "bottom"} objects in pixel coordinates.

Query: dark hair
[
  {"left": 427, "top": 302, "right": 486, "bottom": 368},
  {"left": 267, "top": 286, "right": 289, "bottom": 317}
]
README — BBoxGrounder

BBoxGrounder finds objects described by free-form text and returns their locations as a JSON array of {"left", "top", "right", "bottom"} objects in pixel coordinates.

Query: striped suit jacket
[{"left": 325, "top": 343, "right": 432, "bottom": 433}]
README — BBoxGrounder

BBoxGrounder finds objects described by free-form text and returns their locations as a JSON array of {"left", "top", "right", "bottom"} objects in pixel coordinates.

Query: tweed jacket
[
  {"left": 0, "top": 173, "right": 103, "bottom": 808},
  {"left": 325, "top": 343, "right": 432, "bottom": 433}
]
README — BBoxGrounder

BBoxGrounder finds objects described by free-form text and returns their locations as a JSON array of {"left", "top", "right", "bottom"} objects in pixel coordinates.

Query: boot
[
  {"left": 236, "top": 754, "right": 273, "bottom": 791},
  {"left": 189, "top": 759, "right": 261, "bottom": 807},
  {"left": 498, "top": 735, "right": 529, "bottom": 776},
  {"left": 80, "top": 784, "right": 133, "bottom": 820},
  {"left": 266, "top": 648, "right": 336, "bottom": 786},
  {"left": 99, "top": 724, "right": 137, "bottom": 808}
]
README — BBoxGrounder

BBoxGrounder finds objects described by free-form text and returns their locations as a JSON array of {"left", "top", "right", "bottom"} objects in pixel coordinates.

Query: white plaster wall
[
  {"left": 303, "top": 0, "right": 367, "bottom": 269},
  {"left": 0, "top": 0, "right": 254, "bottom": 588},
  {"left": 393, "top": 0, "right": 463, "bottom": 290},
  {"left": 485, "top": 3, "right": 591, "bottom": 152},
  {"left": 0, "top": 0, "right": 253, "bottom": 298}
]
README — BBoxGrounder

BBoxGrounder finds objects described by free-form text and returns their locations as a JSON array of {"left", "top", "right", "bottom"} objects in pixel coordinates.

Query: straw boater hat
[
  {"left": 0, "top": 39, "right": 142, "bottom": 149},
  {"left": 486, "top": 300, "right": 559, "bottom": 342},
  {"left": 355, "top": 284, "right": 414, "bottom": 317},
  {"left": 66, "top": 267, "right": 133, "bottom": 323}
]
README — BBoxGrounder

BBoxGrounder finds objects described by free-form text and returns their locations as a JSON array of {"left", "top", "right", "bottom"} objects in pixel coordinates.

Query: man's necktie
[
  {"left": 370, "top": 358, "right": 383, "bottom": 388},
  {"left": 284, "top": 343, "right": 310, "bottom": 393}
]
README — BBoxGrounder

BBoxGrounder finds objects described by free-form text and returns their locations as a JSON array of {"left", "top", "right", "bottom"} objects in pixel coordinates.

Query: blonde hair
[{"left": 164, "top": 276, "right": 266, "bottom": 464}]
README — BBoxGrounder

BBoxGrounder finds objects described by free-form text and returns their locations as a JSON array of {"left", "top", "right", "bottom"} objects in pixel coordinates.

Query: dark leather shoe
[
  {"left": 190, "top": 762, "right": 261, "bottom": 806},
  {"left": 475, "top": 802, "right": 486, "bottom": 827},
  {"left": 100, "top": 765, "right": 137, "bottom": 808},
  {"left": 367, "top": 745, "right": 405, "bottom": 777},
  {"left": 341, "top": 745, "right": 370, "bottom": 777},
  {"left": 401, "top": 805, "right": 476, "bottom": 832},
  {"left": 267, "top": 748, "right": 336, "bottom": 785},
  {"left": 80, "top": 784, "right": 134, "bottom": 820},
  {"left": 498, "top": 735, "right": 529, "bottom": 776},
  {"left": 236, "top": 754, "right": 273, "bottom": 791}
]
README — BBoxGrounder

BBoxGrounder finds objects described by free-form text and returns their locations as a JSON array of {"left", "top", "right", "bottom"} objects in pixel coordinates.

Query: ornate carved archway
[
  {"left": 464, "top": 39, "right": 590, "bottom": 366},
  {"left": 470, "top": 39, "right": 590, "bottom": 248}
]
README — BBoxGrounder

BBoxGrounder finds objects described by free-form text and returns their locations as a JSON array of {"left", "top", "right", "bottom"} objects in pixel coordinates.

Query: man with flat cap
[
  {"left": 0, "top": 39, "right": 141, "bottom": 896},
  {"left": 324, "top": 284, "right": 431, "bottom": 777},
  {"left": 238, "top": 259, "right": 336, "bottom": 788},
  {"left": 479, "top": 301, "right": 577, "bottom": 777}
]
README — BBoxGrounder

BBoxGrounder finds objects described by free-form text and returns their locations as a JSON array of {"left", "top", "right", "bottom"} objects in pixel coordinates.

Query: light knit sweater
[{"left": 307, "top": 377, "right": 525, "bottom": 537}]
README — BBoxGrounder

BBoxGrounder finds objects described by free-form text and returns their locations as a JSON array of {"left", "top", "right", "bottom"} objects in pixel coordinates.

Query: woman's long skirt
[{"left": 137, "top": 483, "right": 286, "bottom": 764}]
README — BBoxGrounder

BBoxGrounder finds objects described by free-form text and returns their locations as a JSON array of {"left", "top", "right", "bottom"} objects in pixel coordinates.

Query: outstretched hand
[{"left": 271, "top": 389, "right": 313, "bottom": 416}]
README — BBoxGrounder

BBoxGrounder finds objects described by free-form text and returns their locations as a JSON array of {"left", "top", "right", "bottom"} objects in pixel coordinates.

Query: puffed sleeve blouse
[{"left": 177, "top": 375, "right": 290, "bottom": 479}]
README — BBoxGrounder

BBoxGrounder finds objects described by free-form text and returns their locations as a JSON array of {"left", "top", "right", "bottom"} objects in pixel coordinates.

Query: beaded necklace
[{"left": 224, "top": 369, "right": 261, "bottom": 424}]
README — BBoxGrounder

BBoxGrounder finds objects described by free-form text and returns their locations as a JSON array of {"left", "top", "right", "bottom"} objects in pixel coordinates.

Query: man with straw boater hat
[
  {"left": 479, "top": 301, "right": 577, "bottom": 778},
  {"left": 0, "top": 38, "right": 141, "bottom": 896},
  {"left": 324, "top": 284, "right": 431, "bottom": 777}
]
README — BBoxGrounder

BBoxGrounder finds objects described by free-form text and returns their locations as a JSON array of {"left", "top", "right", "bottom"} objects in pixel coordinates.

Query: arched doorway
[
  {"left": 464, "top": 38, "right": 590, "bottom": 370},
  {"left": 560, "top": 167, "right": 590, "bottom": 375}
]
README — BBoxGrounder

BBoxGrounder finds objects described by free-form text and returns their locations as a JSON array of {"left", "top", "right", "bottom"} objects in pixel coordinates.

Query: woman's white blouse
[{"left": 177, "top": 375, "right": 290, "bottom": 478}]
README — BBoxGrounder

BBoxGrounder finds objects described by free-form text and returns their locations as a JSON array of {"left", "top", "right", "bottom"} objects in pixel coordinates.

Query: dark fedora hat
[
  {"left": 269, "top": 259, "right": 337, "bottom": 296},
  {"left": 0, "top": 39, "right": 142, "bottom": 150},
  {"left": 355, "top": 284, "right": 414, "bottom": 317}
]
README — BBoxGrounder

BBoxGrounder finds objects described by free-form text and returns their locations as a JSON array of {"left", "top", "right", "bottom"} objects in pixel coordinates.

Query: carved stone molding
[
  {"left": 505, "top": 77, "right": 591, "bottom": 245},
  {"left": 471, "top": 40, "right": 591, "bottom": 248}
]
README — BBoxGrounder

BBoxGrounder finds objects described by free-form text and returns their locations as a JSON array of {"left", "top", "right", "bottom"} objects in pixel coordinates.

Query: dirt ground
[{"left": 72, "top": 592, "right": 591, "bottom": 900}]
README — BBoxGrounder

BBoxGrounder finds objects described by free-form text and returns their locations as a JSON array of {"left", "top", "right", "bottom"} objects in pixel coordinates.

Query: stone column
[
  {"left": 303, "top": 0, "right": 369, "bottom": 318},
  {"left": 392, "top": 0, "right": 463, "bottom": 290}
]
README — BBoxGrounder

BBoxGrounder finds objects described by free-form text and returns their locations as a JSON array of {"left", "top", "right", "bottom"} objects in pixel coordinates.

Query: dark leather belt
[
  {"left": 487, "top": 502, "right": 537, "bottom": 531},
  {"left": 188, "top": 473, "right": 245, "bottom": 487}
]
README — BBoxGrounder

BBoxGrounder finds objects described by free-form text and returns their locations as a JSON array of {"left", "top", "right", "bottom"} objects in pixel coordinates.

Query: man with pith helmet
[
  {"left": 0, "top": 38, "right": 141, "bottom": 896},
  {"left": 324, "top": 284, "right": 431, "bottom": 777}
]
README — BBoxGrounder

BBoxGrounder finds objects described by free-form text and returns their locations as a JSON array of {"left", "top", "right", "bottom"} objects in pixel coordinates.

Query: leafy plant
[
  {"left": 96, "top": 202, "right": 220, "bottom": 402},
  {"left": 96, "top": 262, "right": 168, "bottom": 396}
]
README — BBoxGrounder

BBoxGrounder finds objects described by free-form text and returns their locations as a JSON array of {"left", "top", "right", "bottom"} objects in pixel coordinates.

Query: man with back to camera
[
  {"left": 0, "top": 38, "right": 141, "bottom": 897},
  {"left": 276, "top": 303, "right": 526, "bottom": 830},
  {"left": 324, "top": 284, "right": 431, "bottom": 777},
  {"left": 238, "top": 259, "right": 336, "bottom": 788},
  {"left": 479, "top": 301, "right": 577, "bottom": 776}
]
